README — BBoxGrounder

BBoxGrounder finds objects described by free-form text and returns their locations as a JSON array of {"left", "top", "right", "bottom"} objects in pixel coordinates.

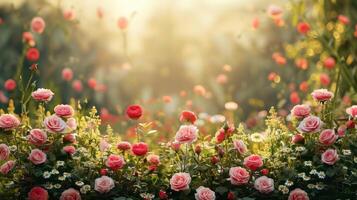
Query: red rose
[
  {"left": 132, "top": 142, "right": 148, "bottom": 156},
  {"left": 179, "top": 110, "right": 197, "bottom": 124},
  {"left": 159, "top": 190, "right": 168, "bottom": 199},
  {"left": 100, "top": 168, "right": 108, "bottom": 176},
  {"left": 297, "top": 22, "right": 310, "bottom": 34},
  {"left": 126, "top": 104, "right": 143, "bottom": 120},
  {"left": 26, "top": 48, "right": 40, "bottom": 62},
  {"left": 261, "top": 168, "right": 269, "bottom": 175},
  {"left": 291, "top": 134, "right": 304, "bottom": 144},
  {"left": 28, "top": 186, "right": 48, "bottom": 200}
]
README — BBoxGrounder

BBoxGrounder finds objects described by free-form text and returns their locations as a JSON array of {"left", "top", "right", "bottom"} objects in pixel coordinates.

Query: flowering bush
[{"left": 0, "top": 76, "right": 356, "bottom": 199}]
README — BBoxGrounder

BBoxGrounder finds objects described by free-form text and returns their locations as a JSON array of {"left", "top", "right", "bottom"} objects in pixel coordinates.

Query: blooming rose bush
[{"left": 0, "top": 84, "right": 355, "bottom": 199}]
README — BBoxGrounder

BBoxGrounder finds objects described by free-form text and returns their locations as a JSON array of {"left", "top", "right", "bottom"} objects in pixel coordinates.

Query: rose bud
[
  {"left": 170, "top": 141, "right": 181, "bottom": 152},
  {"left": 63, "top": 133, "right": 76, "bottom": 143},
  {"left": 217, "top": 147, "right": 225, "bottom": 157},
  {"left": 346, "top": 120, "right": 355, "bottom": 129},
  {"left": 227, "top": 191, "right": 235, "bottom": 200},
  {"left": 194, "top": 144, "right": 202, "bottom": 155},
  {"left": 261, "top": 168, "right": 269, "bottom": 175},
  {"left": 211, "top": 156, "right": 220, "bottom": 165},
  {"left": 337, "top": 125, "right": 346, "bottom": 137},
  {"left": 148, "top": 165, "right": 157, "bottom": 171},
  {"left": 159, "top": 190, "right": 168, "bottom": 199},
  {"left": 291, "top": 134, "right": 304, "bottom": 144},
  {"left": 100, "top": 168, "right": 108, "bottom": 176},
  {"left": 179, "top": 110, "right": 197, "bottom": 124}
]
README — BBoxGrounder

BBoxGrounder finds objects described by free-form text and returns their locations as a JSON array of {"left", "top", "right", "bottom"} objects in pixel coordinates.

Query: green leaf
[{"left": 215, "top": 186, "right": 228, "bottom": 195}]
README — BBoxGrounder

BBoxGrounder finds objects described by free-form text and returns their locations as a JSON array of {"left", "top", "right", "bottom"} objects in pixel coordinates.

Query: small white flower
[
  {"left": 296, "top": 146, "right": 306, "bottom": 152},
  {"left": 354, "top": 157, "right": 357, "bottom": 163},
  {"left": 63, "top": 172, "right": 71, "bottom": 177},
  {"left": 318, "top": 172, "right": 326, "bottom": 179},
  {"left": 54, "top": 184, "right": 61, "bottom": 189},
  {"left": 9, "top": 145, "right": 17, "bottom": 151},
  {"left": 44, "top": 183, "right": 53, "bottom": 190},
  {"left": 285, "top": 180, "right": 294, "bottom": 187},
  {"left": 342, "top": 150, "right": 351, "bottom": 156},
  {"left": 58, "top": 176, "right": 65, "bottom": 181},
  {"left": 51, "top": 169, "right": 59, "bottom": 174},
  {"left": 304, "top": 161, "right": 312, "bottom": 166},
  {"left": 316, "top": 182, "right": 324, "bottom": 190},
  {"left": 303, "top": 175, "right": 311, "bottom": 181},
  {"left": 56, "top": 161, "right": 65, "bottom": 167},
  {"left": 309, "top": 169, "right": 318, "bottom": 175},
  {"left": 76, "top": 181, "right": 84, "bottom": 187},
  {"left": 298, "top": 172, "right": 306, "bottom": 178},
  {"left": 43, "top": 171, "right": 51, "bottom": 179},
  {"left": 307, "top": 184, "right": 315, "bottom": 189}
]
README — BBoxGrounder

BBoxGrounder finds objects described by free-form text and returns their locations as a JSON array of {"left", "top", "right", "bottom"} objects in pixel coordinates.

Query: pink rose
[
  {"left": 0, "top": 160, "right": 15, "bottom": 175},
  {"left": 0, "top": 114, "right": 20, "bottom": 130},
  {"left": 99, "top": 139, "right": 110, "bottom": 152},
  {"left": 117, "top": 141, "right": 131, "bottom": 151},
  {"left": 54, "top": 104, "right": 74, "bottom": 118},
  {"left": 0, "top": 143, "right": 10, "bottom": 160},
  {"left": 94, "top": 176, "right": 115, "bottom": 193},
  {"left": 63, "top": 146, "right": 76, "bottom": 155},
  {"left": 319, "top": 129, "right": 337, "bottom": 146},
  {"left": 4, "top": 79, "right": 16, "bottom": 91},
  {"left": 321, "top": 149, "right": 339, "bottom": 165},
  {"left": 175, "top": 125, "right": 198, "bottom": 144},
  {"left": 229, "top": 167, "right": 250, "bottom": 185},
  {"left": 32, "top": 88, "right": 54, "bottom": 102},
  {"left": 346, "top": 105, "right": 357, "bottom": 118},
  {"left": 243, "top": 154, "right": 263, "bottom": 171},
  {"left": 44, "top": 115, "right": 67, "bottom": 133},
  {"left": 267, "top": 5, "right": 283, "bottom": 18},
  {"left": 254, "top": 176, "right": 274, "bottom": 194},
  {"left": 311, "top": 89, "right": 334, "bottom": 102},
  {"left": 195, "top": 186, "right": 216, "bottom": 200},
  {"left": 170, "top": 172, "right": 191, "bottom": 191},
  {"left": 233, "top": 140, "right": 247, "bottom": 154},
  {"left": 132, "top": 142, "right": 148, "bottom": 156},
  {"left": 28, "top": 187, "right": 48, "bottom": 200},
  {"left": 291, "top": 104, "right": 310, "bottom": 119},
  {"left": 72, "top": 80, "right": 83, "bottom": 92},
  {"left": 67, "top": 118, "right": 77, "bottom": 130},
  {"left": 105, "top": 154, "right": 125, "bottom": 170},
  {"left": 28, "top": 129, "right": 47, "bottom": 146},
  {"left": 297, "top": 115, "right": 323, "bottom": 133},
  {"left": 60, "top": 188, "right": 81, "bottom": 200},
  {"left": 337, "top": 125, "right": 346, "bottom": 137},
  {"left": 147, "top": 154, "right": 160, "bottom": 165},
  {"left": 288, "top": 188, "right": 309, "bottom": 200},
  {"left": 28, "top": 149, "right": 47, "bottom": 165},
  {"left": 31, "top": 17, "right": 46, "bottom": 34},
  {"left": 63, "top": 9, "right": 76, "bottom": 21},
  {"left": 62, "top": 68, "right": 73, "bottom": 81}
]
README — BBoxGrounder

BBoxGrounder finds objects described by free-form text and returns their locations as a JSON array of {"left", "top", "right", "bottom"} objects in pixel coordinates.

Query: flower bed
[{"left": 0, "top": 85, "right": 356, "bottom": 200}]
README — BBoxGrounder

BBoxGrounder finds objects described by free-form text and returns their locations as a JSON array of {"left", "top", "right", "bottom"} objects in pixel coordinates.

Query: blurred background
[{"left": 3, "top": 0, "right": 355, "bottom": 137}]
